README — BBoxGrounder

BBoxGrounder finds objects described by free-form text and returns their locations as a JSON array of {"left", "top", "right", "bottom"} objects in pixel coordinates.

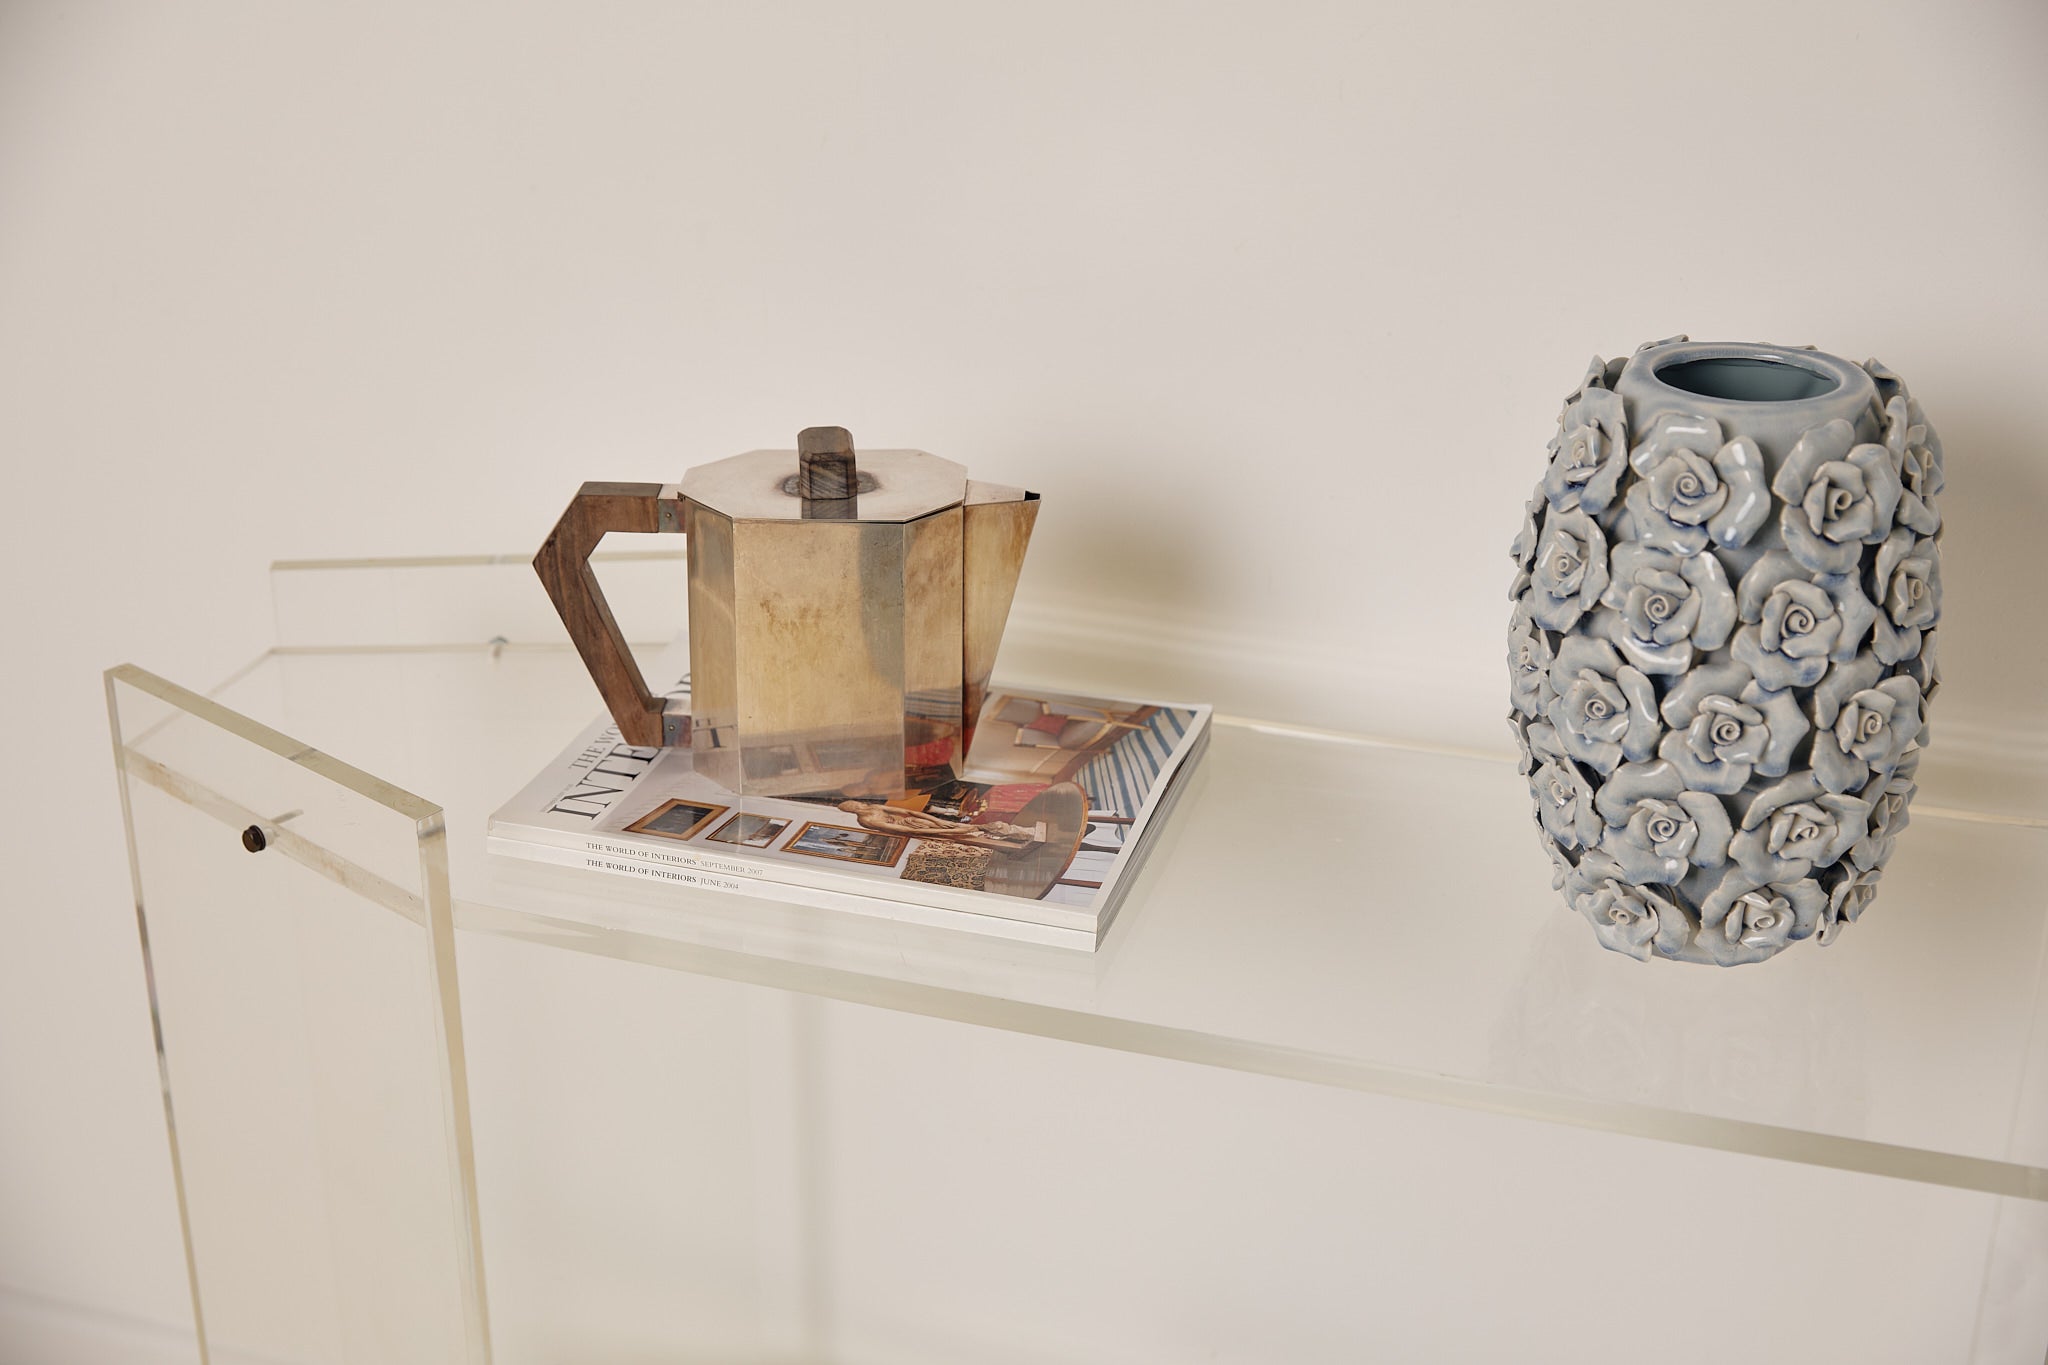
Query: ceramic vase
[{"left": 1509, "top": 338, "right": 1944, "bottom": 965}]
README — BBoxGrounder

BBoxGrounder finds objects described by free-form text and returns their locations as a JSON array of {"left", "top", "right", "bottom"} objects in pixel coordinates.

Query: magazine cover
[{"left": 488, "top": 678, "right": 1211, "bottom": 948}]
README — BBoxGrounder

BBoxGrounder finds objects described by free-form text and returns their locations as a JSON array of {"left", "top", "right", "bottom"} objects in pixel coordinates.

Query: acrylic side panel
[
  {"left": 107, "top": 666, "right": 488, "bottom": 1365},
  {"left": 1969, "top": 933, "right": 2048, "bottom": 1364}
]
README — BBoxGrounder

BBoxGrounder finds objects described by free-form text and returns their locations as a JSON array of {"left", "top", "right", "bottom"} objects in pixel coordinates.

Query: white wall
[{"left": 3, "top": 2, "right": 2045, "bottom": 1360}]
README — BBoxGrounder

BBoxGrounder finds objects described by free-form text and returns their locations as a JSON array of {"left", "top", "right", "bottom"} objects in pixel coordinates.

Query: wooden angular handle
[{"left": 533, "top": 481, "right": 677, "bottom": 748}]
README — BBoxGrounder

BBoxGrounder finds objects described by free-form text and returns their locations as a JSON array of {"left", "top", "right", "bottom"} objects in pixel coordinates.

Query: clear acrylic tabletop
[{"left": 166, "top": 554, "right": 2048, "bottom": 1202}]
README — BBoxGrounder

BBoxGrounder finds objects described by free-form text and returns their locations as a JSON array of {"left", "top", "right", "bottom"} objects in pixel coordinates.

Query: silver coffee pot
[{"left": 536, "top": 427, "right": 1039, "bottom": 799}]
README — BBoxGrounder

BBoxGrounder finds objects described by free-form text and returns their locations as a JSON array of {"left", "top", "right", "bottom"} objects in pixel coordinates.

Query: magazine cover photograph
[
  {"left": 489, "top": 678, "right": 1211, "bottom": 943},
  {"left": 610, "top": 691, "right": 1202, "bottom": 907}
]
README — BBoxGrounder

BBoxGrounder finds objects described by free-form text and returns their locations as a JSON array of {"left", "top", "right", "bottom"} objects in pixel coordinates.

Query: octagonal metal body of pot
[{"left": 680, "top": 447, "right": 978, "bottom": 800}]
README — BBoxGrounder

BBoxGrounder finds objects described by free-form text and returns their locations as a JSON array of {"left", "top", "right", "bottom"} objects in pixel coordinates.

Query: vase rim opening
[{"left": 1642, "top": 342, "right": 1857, "bottom": 405}]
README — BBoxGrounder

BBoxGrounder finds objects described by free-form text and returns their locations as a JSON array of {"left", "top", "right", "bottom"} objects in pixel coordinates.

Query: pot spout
[{"left": 960, "top": 481, "right": 1040, "bottom": 759}]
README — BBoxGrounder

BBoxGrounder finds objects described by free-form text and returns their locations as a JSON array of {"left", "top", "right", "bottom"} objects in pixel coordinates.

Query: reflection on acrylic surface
[{"left": 1489, "top": 904, "right": 1870, "bottom": 1137}]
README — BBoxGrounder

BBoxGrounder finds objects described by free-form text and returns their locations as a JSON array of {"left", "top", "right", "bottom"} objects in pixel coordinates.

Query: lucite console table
[{"left": 107, "top": 556, "right": 2048, "bottom": 1364}]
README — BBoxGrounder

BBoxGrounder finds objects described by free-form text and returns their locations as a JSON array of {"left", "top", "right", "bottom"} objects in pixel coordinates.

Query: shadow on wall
[
  {"left": 1918, "top": 397, "right": 2048, "bottom": 746},
  {"left": 1017, "top": 440, "right": 1230, "bottom": 632}
]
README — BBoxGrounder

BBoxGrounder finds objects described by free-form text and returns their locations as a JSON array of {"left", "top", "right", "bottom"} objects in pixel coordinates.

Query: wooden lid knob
[{"left": 797, "top": 427, "right": 858, "bottom": 510}]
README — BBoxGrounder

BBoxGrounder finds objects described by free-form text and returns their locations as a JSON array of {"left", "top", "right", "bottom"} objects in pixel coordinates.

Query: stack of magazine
[{"left": 489, "top": 678, "right": 1211, "bottom": 949}]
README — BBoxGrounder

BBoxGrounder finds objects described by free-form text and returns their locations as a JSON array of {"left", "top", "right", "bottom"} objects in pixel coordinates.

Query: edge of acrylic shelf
[{"left": 182, "top": 617, "right": 2048, "bottom": 1205}]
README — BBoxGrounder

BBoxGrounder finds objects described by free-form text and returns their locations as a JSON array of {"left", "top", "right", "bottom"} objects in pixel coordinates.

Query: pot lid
[{"left": 679, "top": 427, "right": 967, "bottom": 523}]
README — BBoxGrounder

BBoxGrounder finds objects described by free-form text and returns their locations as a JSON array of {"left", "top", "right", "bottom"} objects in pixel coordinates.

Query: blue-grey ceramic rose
[{"left": 1509, "top": 339, "right": 1943, "bottom": 965}]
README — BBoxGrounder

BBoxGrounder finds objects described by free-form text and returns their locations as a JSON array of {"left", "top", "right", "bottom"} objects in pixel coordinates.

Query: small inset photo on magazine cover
[
  {"left": 706, "top": 812, "right": 791, "bottom": 849},
  {"left": 784, "top": 821, "right": 909, "bottom": 867},
  {"left": 624, "top": 798, "right": 730, "bottom": 842}
]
